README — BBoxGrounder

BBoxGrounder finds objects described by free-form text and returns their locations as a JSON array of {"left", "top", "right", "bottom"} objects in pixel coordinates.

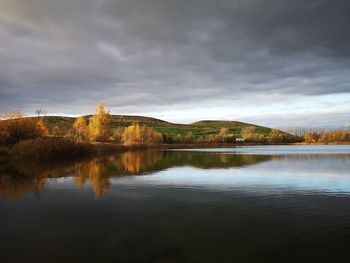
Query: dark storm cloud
[{"left": 0, "top": 0, "right": 349, "bottom": 124}]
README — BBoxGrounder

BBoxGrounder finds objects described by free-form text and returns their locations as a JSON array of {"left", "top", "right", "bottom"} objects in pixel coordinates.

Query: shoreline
[
  {"left": 97, "top": 141, "right": 350, "bottom": 152},
  {"left": 293, "top": 142, "right": 350, "bottom": 145},
  {"left": 1, "top": 141, "right": 350, "bottom": 163}
]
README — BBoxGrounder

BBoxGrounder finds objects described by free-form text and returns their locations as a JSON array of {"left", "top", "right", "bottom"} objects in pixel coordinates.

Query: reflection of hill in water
[
  {"left": 2, "top": 151, "right": 347, "bottom": 199},
  {"left": 157, "top": 151, "right": 270, "bottom": 169}
]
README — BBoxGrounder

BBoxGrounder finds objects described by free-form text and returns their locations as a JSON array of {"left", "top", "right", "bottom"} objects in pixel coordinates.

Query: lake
[{"left": 1, "top": 145, "right": 350, "bottom": 262}]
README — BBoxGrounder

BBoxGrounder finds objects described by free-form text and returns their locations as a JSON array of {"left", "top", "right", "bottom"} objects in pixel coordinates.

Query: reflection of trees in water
[
  {"left": 3, "top": 150, "right": 321, "bottom": 199},
  {"left": 74, "top": 160, "right": 111, "bottom": 198},
  {"left": 121, "top": 151, "right": 164, "bottom": 173},
  {"left": 73, "top": 151, "right": 164, "bottom": 197},
  {"left": 0, "top": 151, "right": 164, "bottom": 199},
  {"left": 0, "top": 174, "right": 45, "bottom": 200},
  {"left": 0, "top": 161, "right": 73, "bottom": 200}
]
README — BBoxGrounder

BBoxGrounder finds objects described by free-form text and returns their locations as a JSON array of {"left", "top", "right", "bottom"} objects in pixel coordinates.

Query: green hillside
[{"left": 41, "top": 115, "right": 276, "bottom": 138}]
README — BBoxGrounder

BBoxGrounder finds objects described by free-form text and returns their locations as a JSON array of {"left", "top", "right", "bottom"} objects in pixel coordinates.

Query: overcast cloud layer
[{"left": 0, "top": 0, "right": 349, "bottom": 128}]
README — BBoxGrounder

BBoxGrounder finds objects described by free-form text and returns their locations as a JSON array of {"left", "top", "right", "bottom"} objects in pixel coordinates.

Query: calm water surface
[{"left": 1, "top": 146, "right": 350, "bottom": 262}]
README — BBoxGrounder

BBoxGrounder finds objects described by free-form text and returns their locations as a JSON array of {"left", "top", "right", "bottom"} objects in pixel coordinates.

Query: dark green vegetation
[{"left": 43, "top": 115, "right": 274, "bottom": 138}]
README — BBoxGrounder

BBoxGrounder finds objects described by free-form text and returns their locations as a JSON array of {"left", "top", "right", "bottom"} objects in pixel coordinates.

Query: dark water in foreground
[{"left": 1, "top": 145, "right": 350, "bottom": 263}]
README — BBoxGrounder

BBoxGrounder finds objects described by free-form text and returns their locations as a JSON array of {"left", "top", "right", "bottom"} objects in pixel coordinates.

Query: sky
[{"left": 0, "top": 0, "right": 349, "bottom": 129}]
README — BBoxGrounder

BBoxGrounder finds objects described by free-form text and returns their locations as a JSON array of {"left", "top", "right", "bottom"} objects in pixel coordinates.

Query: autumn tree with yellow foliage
[
  {"left": 72, "top": 116, "right": 89, "bottom": 141},
  {"left": 88, "top": 104, "right": 111, "bottom": 142},
  {"left": 121, "top": 123, "right": 163, "bottom": 145},
  {"left": 304, "top": 129, "right": 350, "bottom": 144}
]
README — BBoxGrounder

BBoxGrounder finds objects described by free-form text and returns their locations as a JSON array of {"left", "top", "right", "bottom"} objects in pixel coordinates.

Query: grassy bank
[
  {"left": 0, "top": 138, "right": 164, "bottom": 162},
  {"left": 11, "top": 138, "right": 95, "bottom": 160}
]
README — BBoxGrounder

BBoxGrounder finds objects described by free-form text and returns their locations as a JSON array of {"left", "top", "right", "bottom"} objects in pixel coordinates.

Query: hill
[{"left": 41, "top": 115, "right": 277, "bottom": 138}]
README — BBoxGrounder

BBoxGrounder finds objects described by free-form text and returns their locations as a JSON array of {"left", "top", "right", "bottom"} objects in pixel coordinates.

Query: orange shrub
[
  {"left": 121, "top": 124, "right": 163, "bottom": 145},
  {"left": 0, "top": 114, "right": 48, "bottom": 145}
]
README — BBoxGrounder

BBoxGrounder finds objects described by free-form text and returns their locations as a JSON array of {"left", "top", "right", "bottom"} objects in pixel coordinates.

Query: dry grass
[
  {"left": 0, "top": 117, "right": 48, "bottom": 145},
  {"left": 12, "top": 138, "right": 95, "bottom": 160},
  {"left": 0, "top": 146, "right": 12, "bottom": 162}
]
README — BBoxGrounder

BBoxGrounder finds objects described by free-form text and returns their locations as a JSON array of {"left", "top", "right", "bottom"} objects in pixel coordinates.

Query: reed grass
[{"left": 12, "top": 138, "right": 95, "bottom": 160}]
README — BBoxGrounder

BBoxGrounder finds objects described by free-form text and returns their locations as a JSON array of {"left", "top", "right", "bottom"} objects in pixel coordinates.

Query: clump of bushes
[
  {"left": 241, "top": 126, "right": 266, "bottom": 143},
  {"left": 304, "top": 130, "right": 350, "bottom": 144},
  {"left": 112, "top": 127, "right": 125, "bottom": 142},
  {"left": 172, "top": 132, "right": 195, "bottom": 144},
  {"left": 241, "top": 126, "right": 297, "bottom": 144},
  {"left": 163, "top": 127, "right": 298, "bottom": 144},
  {"left": 268, "top": 129, "right": 300, "bottom": 144},
  {"left": 0, "top": 111, "right": 48, "bottom": 145},
  {"left": 165, "top": 128, "right": 237, "bottom": 144},
  {"left": 121, "top": 124, "right": 163, "bottom": 145},
  {"left": 12, "top": 138, "right": 95, "bottom": 160}
]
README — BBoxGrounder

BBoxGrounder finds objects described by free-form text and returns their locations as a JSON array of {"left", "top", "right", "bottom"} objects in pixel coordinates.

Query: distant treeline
[
  {"left": 281, "top": 127, "right": 350, "bottom": 144},
  {"left": 303, "top": 130, "right": 350, "bottom": 144},
  {"left": 159, "top": 127, "right": 298, "bottom": 144}
]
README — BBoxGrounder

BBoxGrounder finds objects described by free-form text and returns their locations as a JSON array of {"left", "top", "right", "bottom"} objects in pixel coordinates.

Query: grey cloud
[
  {"left": 0, "top": 0, "right": 349, "bottom": 126},
  {"left": 246, "top": 109, "right": 350, "bottom": 130}
]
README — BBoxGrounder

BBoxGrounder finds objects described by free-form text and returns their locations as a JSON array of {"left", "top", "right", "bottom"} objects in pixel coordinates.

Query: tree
[
  {"left": 72, "top": 116, "right": 88, "bottom": 141},
  {"left": 241, "top": 126, "right": 260, "bottom": 142},
  {"left": 218, "top": 128, "right": 229, "bottom": 142},
  {"left": 35, "top": 107, "right": 46, "bottom": 118},
  {"left": 304, "top": 131, "right": 322, "bottom": 143},
  {"left": 121, "top": 123, "right": 163, "bottom": 145},
  {"left": 36, "top": 119, "right": 49, "bottom": 136},
  {"left": 219, "top": 127, "right": 229, "bottom": 137},
  {"left": 88, "top": 104, "right": 111, "bottom": 142},
  {"left": 112, "top": 127, "right": 125, "bottom": 142},
  {"left": 121, "top": 123, "right": 142, "bottom": 144},
  {"left": 241, "top": 126, "right": 256, "bottom": 139},
  {"left": 268, "top": 129, "right": 282, "bottom": 144}
]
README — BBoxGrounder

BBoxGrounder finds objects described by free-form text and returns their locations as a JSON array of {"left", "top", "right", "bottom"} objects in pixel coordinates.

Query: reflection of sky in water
[
  {"left": 39, "top": 146, "right": 350, "bottom": 196},
  {"left": 173, "top": 145, "right": 350, "bottom": 155},
  {"left": 111, "top": 156, "right": 350, "bottom": 194}
]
